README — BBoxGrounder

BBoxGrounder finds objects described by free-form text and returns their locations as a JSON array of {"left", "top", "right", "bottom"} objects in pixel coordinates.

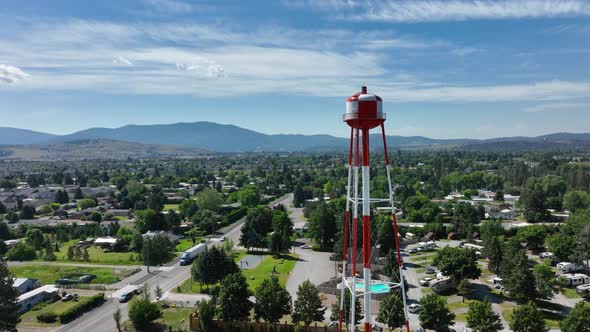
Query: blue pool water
[{"left": 355, "top": 282, "right": 390, "bottom": 294}]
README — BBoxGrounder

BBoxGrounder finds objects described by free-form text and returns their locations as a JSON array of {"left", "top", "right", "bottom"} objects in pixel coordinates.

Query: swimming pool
[{"left": 354, "top": 282, "right": 390, "bottom": 294}]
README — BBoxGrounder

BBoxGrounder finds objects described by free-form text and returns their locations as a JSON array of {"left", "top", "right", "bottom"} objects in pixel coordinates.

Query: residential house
[{"left": 18, "top": 285, "right": 59, "bottom": 313}]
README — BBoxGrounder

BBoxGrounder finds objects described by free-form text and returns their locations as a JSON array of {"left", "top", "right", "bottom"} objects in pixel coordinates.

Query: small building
[
  {"left": 94, "top": 237, "right": 117, "bottom": 249},
  {"left": 404, "top": 232, "right": 417, "bottom": 241},
  {"left": 18, "top": 285, "right": 59, "bottom": 313},
  {"left": 13, "top": 278, "right": 40, "bottom": 294}
]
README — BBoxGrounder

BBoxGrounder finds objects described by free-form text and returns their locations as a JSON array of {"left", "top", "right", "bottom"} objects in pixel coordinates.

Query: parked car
[
  {"left": 61, "top": 294, "right": 74, "bottom": 302},
  {"left": 408, "top": 303, "right": 420, "bottom": 313},
  {"left": 419, "top": 278, "right": 432, "bottom": 287},
  {"left": 425, "top": 265, "right": 437, "bottom": 274},
  {"left": 300, "top": 245, "right": 312, "bottom": 249},
  {"left": 408, "top": 248, "right": 418, "bottom": 254},
  {"left": 539, "top": 252, "right": 554, "bottom": 259}
]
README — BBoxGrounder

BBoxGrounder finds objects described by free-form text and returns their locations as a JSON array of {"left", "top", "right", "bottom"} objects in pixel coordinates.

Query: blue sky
[{"left": 0, "top": 0, "right": 589, "bottom": 138}]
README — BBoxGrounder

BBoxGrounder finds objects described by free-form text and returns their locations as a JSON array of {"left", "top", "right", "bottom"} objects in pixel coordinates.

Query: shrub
[
  {"left": 37, "top": 312, "right": 58, "bottom": 323},
  {"left": 225, "top": 206, "right": 248, "bottom": 224},
  {"left": 59, "top": 293, "right": 105, "bottom": 323},
  {"left": 6, "top": 242, "right": 36, "bottom": 261}
]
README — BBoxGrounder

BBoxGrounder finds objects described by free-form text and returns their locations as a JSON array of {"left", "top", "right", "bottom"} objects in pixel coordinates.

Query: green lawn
[
  {"left": 114, "top": 215, "right": 129, "bottom": 221},
  {"left": 164, "top": 204, "right": 180, "bottom": 211},
  {"left": 19, "top": 296, "right": 91, "bottom": 328},
  {"left": 561, "top": 287, "right": 580, "bottom": 299},
  {"left": 10, "top": 264, "right": 137, "bottom": 285},
  {"left": 122, "top": 305, "right": 194, "bottom": 331},
  {"left": 242, "top": 254, "right": 298, "bottom": 290},
  {"left": 43, "top": 240, "right": 143, "bottom": 265},
  {"left": 175, "top": 252, "right": 297, "bottom": 294},
  {"left": 502, "top": 302, "right": 562, "bottom": 329},
  {"left": 175, "top": 238, "right": 200, "bottom": 252}
]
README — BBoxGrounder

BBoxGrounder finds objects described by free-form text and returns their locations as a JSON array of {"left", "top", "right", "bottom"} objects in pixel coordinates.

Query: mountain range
[{"left": 1, "top": 122, "right": 590, "bottom": 158}]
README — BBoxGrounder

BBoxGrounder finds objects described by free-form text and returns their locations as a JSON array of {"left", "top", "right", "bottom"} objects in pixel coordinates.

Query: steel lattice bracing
[{"left": 339, "top": 87, "right": 410, "bottom": 332}]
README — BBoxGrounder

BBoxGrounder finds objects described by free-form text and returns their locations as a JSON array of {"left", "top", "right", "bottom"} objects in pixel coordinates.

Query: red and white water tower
[{"left": 338, "top": 86, "right": 410, "bottom": 332}]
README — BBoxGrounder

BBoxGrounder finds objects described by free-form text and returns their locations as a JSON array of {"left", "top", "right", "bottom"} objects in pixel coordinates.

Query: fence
[{"left": 189, "top": 316, "right": 342, "bottom": 332}]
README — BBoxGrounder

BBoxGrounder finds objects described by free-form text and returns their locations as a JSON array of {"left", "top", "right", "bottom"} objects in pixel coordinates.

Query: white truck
[
  {"left": 179, "top": 243, "right": 207, "bottom": 265},
  {"left": 576, "top": 284, "right": 590, "bottom": 298},
  {"left": 417, "top": 241, "right": 436, "bottom": 251}
]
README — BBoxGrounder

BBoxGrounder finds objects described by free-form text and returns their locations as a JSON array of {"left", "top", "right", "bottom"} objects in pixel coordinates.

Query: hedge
[
  {"left": 225, "top": 206, "right": 248, "bottom": 224},
  {"left": 59, "top": 293, "right": 105, "bottom": 323},
  {"left": 37, "top": 311, "right": 58, "bottom": 323}
]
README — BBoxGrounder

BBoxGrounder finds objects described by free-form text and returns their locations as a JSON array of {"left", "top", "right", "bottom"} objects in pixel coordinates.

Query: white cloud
[
  {"left": 523, "top": 102, "right": 587, "bottom": 112},
  {"left": 113, "top": 56, "right": 133, "bottom": 66},
  {"left": 143, "top": 0, "right": 193, "bottom": 14},
  {"left": 0, "top": 64, "right": 29, "bottom": 84},
  {"left": 295, "top": 0, "right": 590, "bottom": 22}
]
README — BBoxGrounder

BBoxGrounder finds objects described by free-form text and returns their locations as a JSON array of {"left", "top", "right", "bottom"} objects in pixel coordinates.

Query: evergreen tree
[
  {"left": 484, "top": 236, "right": 504, "bottom": 274},
  {"left": 504, "top": 250, "right": 537, "bottom": 304},
  {"left": 0, "top": 260, "right": 19, "bottom": 331},
  {"left": 292, "top": 280, "right": 326, "bottom": 326},
  {"left": 376, "top": 293, "right": 405, "bottom": 330},
  {"left": 466, "top": 299, "right": 503, "bottom": 332},
  {"left": 510, "top": 302, "right": 547, "bottom": 332}
]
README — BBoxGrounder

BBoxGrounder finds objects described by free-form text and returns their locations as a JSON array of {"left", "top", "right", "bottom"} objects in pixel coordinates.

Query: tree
[
  {"left": 419, "top": 293, "right": 455, "bottom": 332},
  {"left": 457, "top": 280, "right": 471, "bottom": 303},
  {"left": 196, "top": 187, "right": 223, "bottom": 211},
  {"left": 136, "top": 209, "right": 167, "bottom": 233},
  {"left": 254, "top": 276, "right": 292, "bottom": 323},
  {"left": 510, "top": 302, "right": 547, "bottom": 332},
  {"left": 292, "top": 280, "right": 326, "bottom": 326},
  {"left": 376, "top": 293, "right": 405, "bottom": 330},
  {"left": 309, "top": 202, "right": 337, "bottom": 249},
  {"left": 26, "top": 228, "right": 45, "bottom": 249},
  {"left": 217, "top": 273, "right": 253, "bottom": 321},
  {"left": 269, "top": 210, "right": 293, "bottom": 255},
  {"left": 563, "top": 190, "right": 590, "bottom": 213},
  {"left": 74, "top": 187, "right": 84, "bottom": 200},
  {"left": 90, "top": 211, "right": 102, "bottom": 222},
  {"left": 377, "top": 214, "right": 396, "bottom": 254},
  {"left": 503, "top": 250, "right": 537, "bottom": 304},
  {"left": 238, "top": 186, "right": 260, "bottom": 207},
  {"left": 82, "top": 247, "right": 90, "bottom": 262},
  {"left": 44, "top": 240, "right": 56, "bottom": 261},
  {"left": 494, "top": 190, "right": 504, "bottom": 201},
  {"left": 113, "top": 307, "right": 122, "bottom": 332},
  {"left": 0, "top": 201, "right": 6, "bottom": 214},
  {"left": 466, "top": 299, "right": 503, "bottom": 332},
  {"left": 6, "top": 242, "right": 36, "bottom": 261},
  {"left": 480, "top": 220, "right": 504, "bottom": 243},
  {"left": 0, "top": 260, "right": 19, "bottom": 331},
  {"left": 197, "top": 300, "right": 216, "bottom": 332},
  {"left": 5, "top": 211, "right": 18, "bottom": 223},
  {"left": 533, "top": 262, "right": 556, "bottom": 299},
  {"left": 142, "top": 234, "right": 173, "bottom": 266},
  {"left": 522, "top": 178, "right": 550, "bottom": 222},
  {"left": 433, "top": 246, "right": 481, "bottom": 282},
  {"left": 330, "top": 289, "right": 362, "bottom": 326},
  {"left": 55, "top": 189, "right": 69, "bottom": 204},
  {"left": 483, "top": 236, "right": 504, "bottom": 274},
  {"left": 128, "top": 286, "right": 163, "bottom": 330},
  {"left": 20, "top": 205, "right": 35, "bottom": 219},
  {"left": 560, "top": 301, "right": 590, "bottom": 332},
  {"left": 192, "top": 246, "right": 238, "bottom": 289},
  {"left": 77, "top": 198, "right": 97, "bottom": 210},
  {"left": 293, "top": 183, "right": 305, "bottom": 207},
  {"left": 516, "top": 225, "right": 550, "bottom": 251}
]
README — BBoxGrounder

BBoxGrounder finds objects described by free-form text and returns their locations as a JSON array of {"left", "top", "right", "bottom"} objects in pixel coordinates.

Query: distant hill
[
  {"left": 0, "top": 139, "right": 208, "bottom": 161},
  {"left": 0, "top": 127, "right": 57, "bottom": 145},
  {"left": 0, "top": 122, "right": 589, "bottom": 153}
]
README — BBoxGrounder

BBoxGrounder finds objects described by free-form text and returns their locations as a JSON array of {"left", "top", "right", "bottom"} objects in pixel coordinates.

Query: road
[{"left": 55, "top": 194, "right": 291, "bottom": 332}]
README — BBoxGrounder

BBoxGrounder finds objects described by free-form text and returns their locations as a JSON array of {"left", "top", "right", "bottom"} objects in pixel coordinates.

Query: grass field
[
  {"left": 502, "top": 302, "right": 562, "bottom": 329},
  {"left": 44, "top": 240, "right": 143, "bottom": 265},
  {"left": 19, "top": 296, "right": 91, "bottom": 328},
  {"left": 176, "top": 252, "right": 296, "bottom": 293},
  {"left": 175, "top": 238, "right": 205, "bottom": 252},
  {"left": 164, "top": 204, "right": 180, "bottom": 211},
  {"left": 10, "top": 264, "right": 138, "bottom": 285},
  {"left": 242, "top": 254, "right": 298, "bottom": 290},
  {"left": 561, "top": 287, "right": 580, "bottom": 299},
  {"left": 122, "top": 305, "right": 194, "bottom": 331}
]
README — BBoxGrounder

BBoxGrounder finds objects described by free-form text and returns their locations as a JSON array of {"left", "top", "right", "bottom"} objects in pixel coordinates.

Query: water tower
[{"left": 338, "top": 86, "right": 410, "bottom": 332}]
